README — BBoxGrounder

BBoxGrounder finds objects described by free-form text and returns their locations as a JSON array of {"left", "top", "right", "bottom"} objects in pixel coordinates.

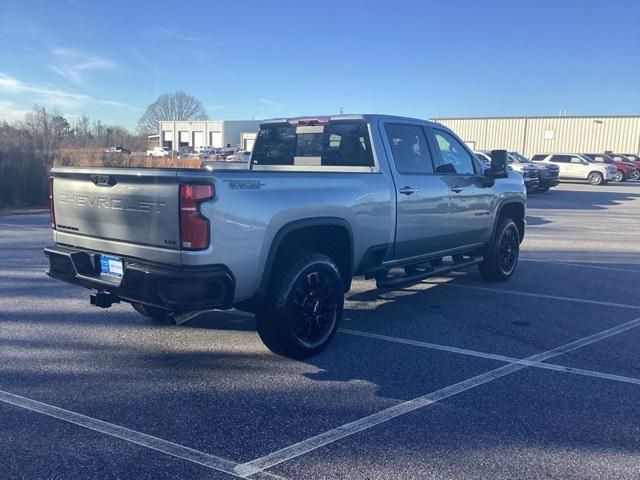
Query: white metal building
[
  {"left": 151, "top": 120, "right": 261, "bottom": 151},
  {"left": 430, "top": 115, "right": 640, "bottom": 157}
]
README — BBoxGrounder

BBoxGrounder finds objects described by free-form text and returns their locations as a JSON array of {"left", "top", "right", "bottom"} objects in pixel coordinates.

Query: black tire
[
  {"left": 587, "top": 171, "right": 604, "bottom": 185},
  {"left": 478, "top": 218, "right": 520, "bottom": 282},
  {"left": 130, "top": 303, "right": 173, "bottom": 323},
  {"left": 537, "top": 185, "right": 550, "bottom": 193},
  {"left": 630, "top": 170, "right": 640, "bottom": 181},
  {"left": 255, "top": 251, "right": 344, "bottom": 359},
  {"left": 614, "top": 169, "right": 626, "bottom": 182}
]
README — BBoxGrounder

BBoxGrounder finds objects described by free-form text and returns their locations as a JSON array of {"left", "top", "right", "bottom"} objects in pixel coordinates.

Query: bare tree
[
  {"left": 137, "top": 91, "right": 208, "bottom": 134},
  {"left": 20, "top": 105, "right": 70, "bottom": 153}
]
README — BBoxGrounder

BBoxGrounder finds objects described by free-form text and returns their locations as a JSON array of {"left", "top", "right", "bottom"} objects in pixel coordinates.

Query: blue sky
[{"left": 1, "top": 0, "right": 639, "bottom": 129}]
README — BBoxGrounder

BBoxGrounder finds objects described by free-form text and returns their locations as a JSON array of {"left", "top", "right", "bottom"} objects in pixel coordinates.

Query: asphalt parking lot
[{"left": 1, "top": 182, "right": 640, "bottom": 480}]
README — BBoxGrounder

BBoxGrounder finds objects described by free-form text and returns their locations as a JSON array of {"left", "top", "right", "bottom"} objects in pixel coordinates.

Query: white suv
[
  {"left": 146, "top": 146, "right": 173, "bottom": 157},
  {"left": 531, "top": 153, "right": 615, "bottom": 185}
]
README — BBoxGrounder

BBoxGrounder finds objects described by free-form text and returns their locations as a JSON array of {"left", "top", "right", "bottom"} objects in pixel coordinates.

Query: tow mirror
[{"left": 487, "top": 150, "right": 509, "bottom": 179}]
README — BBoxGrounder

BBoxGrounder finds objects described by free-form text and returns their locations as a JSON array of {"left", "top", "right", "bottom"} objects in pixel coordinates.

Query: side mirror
[{"left": 486, "top": 150, "right": 509, "bottom": 179}]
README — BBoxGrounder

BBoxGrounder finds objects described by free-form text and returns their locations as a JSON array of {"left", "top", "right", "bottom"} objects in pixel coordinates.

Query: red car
[
  {"left": 583, "top": 153, "right": 639, "bottom": 181},
  {"left": 611, "top": 153, "right": 640, "bottom": 173}
]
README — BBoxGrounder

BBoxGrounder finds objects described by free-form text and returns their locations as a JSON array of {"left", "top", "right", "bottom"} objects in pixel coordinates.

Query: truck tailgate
[{"left": 51, "top": 167, "right": 182, "bottom": 262}]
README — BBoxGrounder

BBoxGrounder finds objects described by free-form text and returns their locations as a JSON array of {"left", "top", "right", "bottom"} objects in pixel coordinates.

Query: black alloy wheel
[
  {"left": 498, "top": 224, "right": 519, "bottom": 276},
  {"left": 288, "top": 270, "right": 340, "bottom": 349},
  {"left": 256, "top": 251, "right": 344, "bottom": 359}
]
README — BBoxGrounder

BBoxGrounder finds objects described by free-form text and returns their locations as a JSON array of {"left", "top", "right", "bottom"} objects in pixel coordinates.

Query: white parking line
[
  {"left": 233, "top": 317, "right": 640, "bottom": 477},
  {"left": 0, "top": 390, "right": 283, "bottom": 480},
  {"left": 520, "top": 258, "right": 640, "bottom": 274},
  {"left": 436, "top": 282, "right": 640, "bottom": 310},
  {"left": 340, "top": 328, "right": 640, "bottom": 386}
]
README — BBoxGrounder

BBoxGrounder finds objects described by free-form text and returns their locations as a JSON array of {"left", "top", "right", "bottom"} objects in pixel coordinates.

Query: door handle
[
  {"left": 399, "top": 186, "right": 417, "bottom": 195},
  {"left": 451, "top": 186, "right": 463, "bottom": 193}
]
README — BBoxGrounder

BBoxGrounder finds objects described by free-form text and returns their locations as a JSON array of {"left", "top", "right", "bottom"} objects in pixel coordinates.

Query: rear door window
[
  {"left": 251, "top": 122, "right": 374, "bottom": 168},
  {"left": 384, "top": 124, "right": 434, "bottom": 174}
]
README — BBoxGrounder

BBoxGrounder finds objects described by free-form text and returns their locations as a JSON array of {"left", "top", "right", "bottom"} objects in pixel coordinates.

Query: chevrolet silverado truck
[{"left": 45, "top": 115, "right": 526, "bottom": 359}]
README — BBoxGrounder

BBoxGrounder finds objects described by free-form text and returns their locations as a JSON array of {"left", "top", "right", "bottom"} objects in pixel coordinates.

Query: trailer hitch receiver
[{"left": 90, "top": 291, "right": 121, "bottom": 308}]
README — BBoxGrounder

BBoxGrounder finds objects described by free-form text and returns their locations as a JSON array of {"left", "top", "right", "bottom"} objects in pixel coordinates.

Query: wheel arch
[
  {"left": 245, "top": 217, "right": 354, "bottom": 311},
  {"left": 494, "top": 200, "right": 526, "bottom": 244}
]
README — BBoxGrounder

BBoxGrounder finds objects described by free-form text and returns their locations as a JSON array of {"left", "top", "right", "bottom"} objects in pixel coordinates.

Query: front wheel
[
  {"left": 537, "top": 185, "right": 550, "bottom": 193},
  {"left": 256, "top": 251, "right": 344, "bottom": 359},
  {"left": 613, "top": 169, "right": 627, "bottom": 182},
  {"left": 587, "top": 171, "right": 604, "bottom": 185},
  {"left": 478, "top": 218, "right": 520, "bottom": 282}
]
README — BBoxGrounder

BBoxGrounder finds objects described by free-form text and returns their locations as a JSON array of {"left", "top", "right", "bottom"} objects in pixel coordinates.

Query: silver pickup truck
[{"left": 46, "top": 114, "right": 526, "bottom": 359}]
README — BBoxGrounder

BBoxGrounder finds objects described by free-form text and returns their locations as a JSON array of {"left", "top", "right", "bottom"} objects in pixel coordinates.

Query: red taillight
[
  {"left": 48, "top": 177, "right": 56, "bottom": 229},
  {"left": 179, "top": 184, "right": 214, "bottom": 250}
]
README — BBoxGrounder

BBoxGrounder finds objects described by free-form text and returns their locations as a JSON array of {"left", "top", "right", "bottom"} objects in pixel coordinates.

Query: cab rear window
[{"left": 251, "top": 122, "right": 374, "bottom": 168}]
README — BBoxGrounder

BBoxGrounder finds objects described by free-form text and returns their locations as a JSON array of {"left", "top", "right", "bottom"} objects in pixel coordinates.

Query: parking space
[
  {"left": 266, "top": 368, "right": 640, "bottom": 480},
  {"left": 0, "top": 402, "right": 236, "bottom": 480},
  {"left": 2, "top": 182, "right": 640, "bottom": 479}
]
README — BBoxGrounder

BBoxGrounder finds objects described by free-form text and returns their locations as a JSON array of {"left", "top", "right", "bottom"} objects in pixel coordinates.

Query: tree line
[
  {"left": 0, "top": 106, "right": 147, "bottom": 208},
  {"left": 0, "top": 91, "right": 208, "bottom": 209}
]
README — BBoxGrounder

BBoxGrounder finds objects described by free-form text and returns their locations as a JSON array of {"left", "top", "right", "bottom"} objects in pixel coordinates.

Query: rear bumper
[{"left": 44, "top": 245, "right": 234, "bottom": 311}]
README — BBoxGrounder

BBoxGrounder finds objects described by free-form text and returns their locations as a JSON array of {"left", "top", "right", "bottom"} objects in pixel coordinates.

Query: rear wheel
[
  {"left": 630, "top": 170, "right": 640, "bottom": 181},
  {"left": 256, "top": 251, "right": 344, "bottom": 359},
  {"left": 478, "top": 218, "right": 520, "bottom": 282},
  {"left": 130, "top": 303, "right": 173, "bottom": 323},
  {"left": 613, "top": 169, "right": 627, "bottom": 182},
  {"left": 587, "top": 171, "right": 604, "bottom": 185}
]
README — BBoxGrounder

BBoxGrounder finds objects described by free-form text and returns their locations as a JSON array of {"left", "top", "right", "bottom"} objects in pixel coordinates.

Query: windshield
[{"left": 509, "top": 152, "right": 531, "bottom": 163}]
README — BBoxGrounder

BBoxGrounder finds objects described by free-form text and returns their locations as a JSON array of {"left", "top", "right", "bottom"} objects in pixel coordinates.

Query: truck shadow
[{"left": 526, "top": 187, "right": 640, "bottom": 211}]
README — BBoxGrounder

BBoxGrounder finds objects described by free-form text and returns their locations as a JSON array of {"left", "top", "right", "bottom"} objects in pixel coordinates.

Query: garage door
[
  {"left": 210, "top": 131, "right": 222, "bottom": 148},
  {"left": 179, "top": 131, "right": 190, "bottom": 147},
  {"left": 193, "top": 131, "right": 204, "bottom": 149},
  {"left": 242, "top": 132, "right": 257, "bottom": 151}
]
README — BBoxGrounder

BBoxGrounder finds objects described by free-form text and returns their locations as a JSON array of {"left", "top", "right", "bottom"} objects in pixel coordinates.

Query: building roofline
[{"left": 431, "top": 114, "right": 640, "bottom": 120}]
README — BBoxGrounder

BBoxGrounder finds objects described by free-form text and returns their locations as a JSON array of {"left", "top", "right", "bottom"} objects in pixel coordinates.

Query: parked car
[
  {"left": 46, "top": 114, "right": 526, "bottom": 359},
  {"left": 582, "top": 153, "right": 639, "bottom": 182},
  {"left": 509, "top": 151, "right": 559, "bottom": 192},
  {"left": 607, "top": 153, "right": 640, "bottom": 173},
  {"left": 146, "top": 146, "right": 173, "bottom": 157},
  {"left": 475, "top": 150, "right": 539, "bottom": 193},
  {"left": 198, "top": 147, "right": 236, "bottom": 161},
  {"left": 104, "top": 146, "right": 131, "bottom": 155},
  {"left": 531, "top": 153, "right": 615, "bottom": 185},
  {"left": 224, "top": 149, "right": 251, "bottom": 163}
]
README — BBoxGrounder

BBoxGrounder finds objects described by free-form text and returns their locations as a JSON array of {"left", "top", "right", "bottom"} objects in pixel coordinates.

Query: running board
[{"left": 375, "top": 256, "right": 483, "bottom": 289}]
